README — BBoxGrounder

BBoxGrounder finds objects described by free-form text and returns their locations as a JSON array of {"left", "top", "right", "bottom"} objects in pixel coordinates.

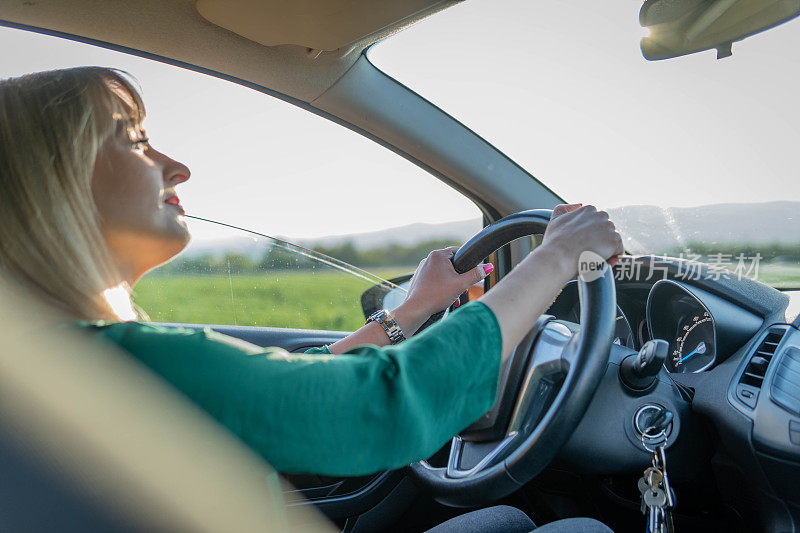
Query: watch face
[
  {"left": 378, "top": 312, "right": 392, "bottom": 327},
  {"left": 368, "top": 309, "right": 389, "bottom": 324}
]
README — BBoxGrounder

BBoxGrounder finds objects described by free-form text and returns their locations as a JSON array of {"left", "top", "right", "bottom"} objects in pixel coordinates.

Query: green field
[
  {"left": 756, "top": 263, "right": 800, "bottom": 289},
  {"left": 133, "top": 270, "right": 408, "bottom": 331},
  {"left": 133, "top": 263, "right": 800, "bottom": 330}
]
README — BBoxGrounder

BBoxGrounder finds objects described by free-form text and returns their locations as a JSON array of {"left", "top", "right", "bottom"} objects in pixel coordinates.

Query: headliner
[{"left": 0, "top": 0, "right": 460, "bottom": 102}]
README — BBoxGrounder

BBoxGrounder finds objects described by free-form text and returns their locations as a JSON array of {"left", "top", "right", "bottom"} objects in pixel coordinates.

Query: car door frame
[{"left": 0, "top": 21, "right": 566, "bottom": 526}]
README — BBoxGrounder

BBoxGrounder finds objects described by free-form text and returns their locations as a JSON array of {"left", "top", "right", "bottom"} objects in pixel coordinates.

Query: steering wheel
[{"left": 407, "top": 209, "right": 617, "bottom": 507}]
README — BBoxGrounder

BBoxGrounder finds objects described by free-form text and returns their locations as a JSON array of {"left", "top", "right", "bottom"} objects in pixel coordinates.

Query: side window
[
  {"left": 1, "top": 26, "right": 483, "bottom": 329},
  {"left": 126, "top": 66, "right": 484, "bottom": 330},
  {"left": 134, "top": 219, "right": 403, "bottom": 331}
]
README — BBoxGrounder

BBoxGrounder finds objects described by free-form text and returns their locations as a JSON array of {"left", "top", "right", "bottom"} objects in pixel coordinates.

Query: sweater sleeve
[
  {"left": 303, "top": 345, "right": 331, "bottom": 355},
  {"left": 80, "top": 301, "right": 502, "bottom": 476}
]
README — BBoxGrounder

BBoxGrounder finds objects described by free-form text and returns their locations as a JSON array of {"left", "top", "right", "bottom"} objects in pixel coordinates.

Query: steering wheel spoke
[
  {"left": 444, "top": 434, "right": 518, "bottom": 479},
  {"left": 441, "top": 318, "right": 575, "bottom": 480},
  {"left": 508, "top": 320, "right": 574, "bottom": 434}
]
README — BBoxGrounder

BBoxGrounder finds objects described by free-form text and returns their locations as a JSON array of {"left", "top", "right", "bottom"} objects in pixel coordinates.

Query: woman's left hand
[
  {"left": 403, "top": 248, "right": 492, "bottom": 317},
  {"left": 331, "top": 248, "right": 491, "bottom": 353}
]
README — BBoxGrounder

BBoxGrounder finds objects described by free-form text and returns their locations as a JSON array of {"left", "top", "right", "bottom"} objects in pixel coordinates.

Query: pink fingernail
[{"left": 483, "top": 263, "right": 494, "bottom": 275}]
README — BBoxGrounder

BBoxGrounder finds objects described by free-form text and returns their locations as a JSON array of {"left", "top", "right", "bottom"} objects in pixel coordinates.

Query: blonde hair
[{"left": 0, "top": 67, "right": 145, "bottom": 321}]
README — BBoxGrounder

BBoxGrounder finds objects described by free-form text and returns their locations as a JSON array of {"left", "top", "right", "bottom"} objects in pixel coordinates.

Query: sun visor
[
  {"left": 640, "top": 0, "right": 800, "bottom": 60},
  {"left": 196, "top": 0, "right": 450, "bottom": 52}
]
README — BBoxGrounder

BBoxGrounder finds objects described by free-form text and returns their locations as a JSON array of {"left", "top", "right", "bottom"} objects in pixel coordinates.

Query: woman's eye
[{"left": 131, "top": 137, "right": 149, "bottom": 151}]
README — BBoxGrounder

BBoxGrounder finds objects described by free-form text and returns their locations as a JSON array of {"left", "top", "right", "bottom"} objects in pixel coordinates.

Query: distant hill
[
  {"left": 608, "top": 201, "right": 800, "bottom": 253},
  {"left": 301, "top": 201, "right": 800, "bottom": 253},
  {"left": 179, "top": 218, "right": 482, "bottom": 260},
  {"left": 299, "top": 218, "right": 483, "bottom": 250},
  {"left": 177, "top": 201, "right": 799, "bottom": 259}
]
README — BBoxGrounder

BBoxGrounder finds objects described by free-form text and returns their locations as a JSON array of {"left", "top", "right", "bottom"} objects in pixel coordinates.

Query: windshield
[{"left": 369, "top": 0, "right": 800, "bottom": 289}]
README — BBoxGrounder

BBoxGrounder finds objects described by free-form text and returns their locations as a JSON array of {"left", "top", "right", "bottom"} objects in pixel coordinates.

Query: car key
[
  {"left": 645, "top": 409, "right": 672, "bottom": 436},
  {"left": 643, "top": 409, "right": 676, "bottom": 512},
  {"left": 656, "top": 444, "right": 675, "bottom": 510},
  {"left": 638, "top": 466, "right": 663, "bottom": 514},
  {"left": 655, "top": 443, "right": 675, "bottom": 532},
  {"left": 644, "top": 486, "right": 667, "bottom": 532},
  {"left": 639, "top": 421, "right": 675, "bottom": 533},
  {"left": 639, "top": 464, "right": 667, "bottom": 529},
  {"left": 638, "top": 476, "right": 649, "bottom": 514},
  {"left": 643, "top": 466, "right": 663, "bottom": 488}
]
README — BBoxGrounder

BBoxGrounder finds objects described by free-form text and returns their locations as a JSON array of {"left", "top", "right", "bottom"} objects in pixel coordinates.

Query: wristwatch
[{"left": 366, "top": 309, "right": 406, "bottom": 344}]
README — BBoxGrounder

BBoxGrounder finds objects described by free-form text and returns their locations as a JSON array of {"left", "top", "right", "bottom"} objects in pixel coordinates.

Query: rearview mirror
[
  {"left": 360, "top": 274, "right": 411, "bottom": 319},
  {"left": 359, "top": 274, "right": 452, "bottom": 334},
  {"left": 640, "top": 0, "right": 800, "bottom": 60}
]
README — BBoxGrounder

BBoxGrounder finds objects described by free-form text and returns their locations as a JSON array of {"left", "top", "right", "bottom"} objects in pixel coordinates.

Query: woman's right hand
[
  {"left": 479, "top": 203, "right": 624, "bottom": 358},
  {"left": 541, "top": 204, "right": 624, "bottom": 276}
]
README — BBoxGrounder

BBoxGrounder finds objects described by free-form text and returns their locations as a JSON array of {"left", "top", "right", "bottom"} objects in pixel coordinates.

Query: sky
[
  {"left": 1, "top": 0, "right": 799, "bottom": 242},
  {"left": 370, "top": 0, "right": 800, "bottom": 209}
]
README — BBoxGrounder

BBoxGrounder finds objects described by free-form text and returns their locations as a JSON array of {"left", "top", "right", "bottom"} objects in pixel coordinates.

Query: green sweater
[{"left": 76, "top": 301, "right": 502, "bottom": 476}]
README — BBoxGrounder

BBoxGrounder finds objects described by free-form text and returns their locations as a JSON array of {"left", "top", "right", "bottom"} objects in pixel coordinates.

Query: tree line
[
  {"left": 665, "top": 241, "right": 800, "bottom": 262},
  {"left": 153, "top": 239, "right": 461, "bottom": 275},
  {"left": 152, "top": 239, "right": 799, "bottom": 276}
]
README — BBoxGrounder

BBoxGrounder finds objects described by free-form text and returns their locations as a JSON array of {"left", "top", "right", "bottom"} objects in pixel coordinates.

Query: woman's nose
[
  {"left": 150, "top": 145, "right": 191, "bottom": 186},
  {"left": 170, "top": 169, "right": 190, "bottom": 186}
]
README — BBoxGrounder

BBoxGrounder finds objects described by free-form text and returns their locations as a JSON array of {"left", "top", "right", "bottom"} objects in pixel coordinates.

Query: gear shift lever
[{"left": 620, "top": 339, "right": 669, "bottom": 391}]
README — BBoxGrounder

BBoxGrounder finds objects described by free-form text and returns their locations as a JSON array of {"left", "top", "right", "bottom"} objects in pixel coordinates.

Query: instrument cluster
[
  {"left": 548, "top": 278, "right": 761, "bottom": 375},
  {"left": 646, "top": 281, "right": 717, "bottom": 373},
  {"left": 547, "top": 281, "right": 636, "bottom": 350}
]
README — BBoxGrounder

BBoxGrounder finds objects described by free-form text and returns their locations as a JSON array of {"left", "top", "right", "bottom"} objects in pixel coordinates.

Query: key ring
[{"left": 640, "top": 429, "right": 667, "bottom": 453}]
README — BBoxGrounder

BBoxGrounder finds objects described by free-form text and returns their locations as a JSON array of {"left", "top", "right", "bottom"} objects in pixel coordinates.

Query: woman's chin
[
  {"left": 170, "top": 227, "right": 192, "bottom": 254},
  {"left": 167, "top": 215, "right": 191, "bottom": 241}
]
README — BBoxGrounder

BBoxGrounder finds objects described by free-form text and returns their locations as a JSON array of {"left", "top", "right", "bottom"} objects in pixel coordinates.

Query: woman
[{"left": 0, "top": 67, "right": 620, "bottom": 531}]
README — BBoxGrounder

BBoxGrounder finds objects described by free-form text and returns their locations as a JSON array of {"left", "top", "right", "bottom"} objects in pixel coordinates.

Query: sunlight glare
[{"left": 103, "top": 283, "right": 137, "bottom": 321}]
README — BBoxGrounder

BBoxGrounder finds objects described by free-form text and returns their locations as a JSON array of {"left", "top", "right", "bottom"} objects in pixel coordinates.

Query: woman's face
[{"left": 91, "top": 97, "right": 191, "bottom": 283}]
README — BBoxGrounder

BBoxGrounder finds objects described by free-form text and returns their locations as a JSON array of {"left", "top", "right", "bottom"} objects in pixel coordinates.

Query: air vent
[
  {"left": 742, "top": 329, "right": 784, "bottom": 387},
  {"left": 771, "top": 347, "right": 800, "bottom": 416},
  {"left": 736, "top": 327, "right": 787, "bottom": 409}
]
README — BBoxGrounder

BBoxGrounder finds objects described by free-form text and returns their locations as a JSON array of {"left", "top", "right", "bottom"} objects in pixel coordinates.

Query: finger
[
  {"left": 433, "top": 248, "right": 457, "bottom": 262},
  {"left": 608, "top": 255, "right": 620, "bottom": 268},
  {"left": 552, "top": 203, "right": 582, "bottom": 219},
  {"left": 462, "top": 262, "right": 494, "bottom": 285}
]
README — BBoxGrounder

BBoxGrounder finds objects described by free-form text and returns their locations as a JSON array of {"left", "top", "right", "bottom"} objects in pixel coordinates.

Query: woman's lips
[{"left": 164, "top": 195, "right": 184, "bottom": 214}]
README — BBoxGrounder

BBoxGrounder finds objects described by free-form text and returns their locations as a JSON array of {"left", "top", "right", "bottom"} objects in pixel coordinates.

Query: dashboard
[
  {"left": 546, "top": 282, "right": 636, "bottom": 349},
  {"left": 547, "top": 277, "right": 762, "bottom": 375},
  {"left": 544, "top": 257, "right": 800, "bottom": 531}
]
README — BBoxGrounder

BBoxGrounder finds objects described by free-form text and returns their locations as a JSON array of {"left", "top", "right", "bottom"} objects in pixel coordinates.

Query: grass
[
  {"left": 755, "top": 263, "right": 800, "bottom": 289},
  {"left": 133, "top": 263, "right": 800, "bottom": 331},
  {"left": 133, "top": 269, "right": 409, "bottom": 331}
]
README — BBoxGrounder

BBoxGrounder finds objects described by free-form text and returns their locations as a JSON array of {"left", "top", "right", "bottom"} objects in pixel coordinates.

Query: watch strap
[{"left": 366, "top": 309, "right": 406, "bottom": 344}]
